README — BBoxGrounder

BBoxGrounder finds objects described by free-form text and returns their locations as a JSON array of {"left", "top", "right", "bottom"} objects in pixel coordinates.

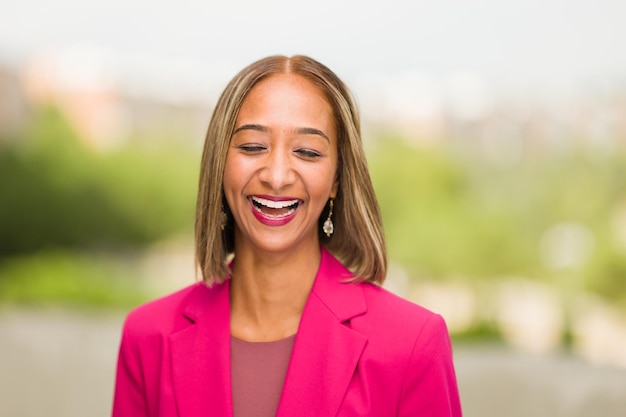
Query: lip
[{"left": 248, "top": 195, "right": 302, "bottom": 226}]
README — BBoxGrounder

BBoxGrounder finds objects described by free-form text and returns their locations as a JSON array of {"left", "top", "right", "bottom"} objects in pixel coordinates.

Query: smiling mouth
[{"left": 250, "top": 196, "right": 301, "bottom": 218}]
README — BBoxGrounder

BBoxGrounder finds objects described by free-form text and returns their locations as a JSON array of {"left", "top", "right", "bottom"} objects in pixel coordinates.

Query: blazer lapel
[
  {"left": 170, "top": 281, "right": 232, "bottom": 417},
  {"left": 277, "top": 249, "right": 368, "bottom": 417}
]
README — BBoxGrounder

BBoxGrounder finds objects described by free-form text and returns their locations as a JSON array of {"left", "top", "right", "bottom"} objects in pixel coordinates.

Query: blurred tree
[
  {"left": 369, "top": 136, "right": 534, "bottom": 280},
  {"left": 0, "top": 105, "right": 198, "bottom": 257},
  {"left": 368, "top": 134, "right": 626, "bottom": 308}
]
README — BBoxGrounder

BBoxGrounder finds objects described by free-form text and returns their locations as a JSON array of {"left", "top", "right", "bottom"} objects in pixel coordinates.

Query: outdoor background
[{"left": 1, "top": 1, "right": 625, "bottom": 416}]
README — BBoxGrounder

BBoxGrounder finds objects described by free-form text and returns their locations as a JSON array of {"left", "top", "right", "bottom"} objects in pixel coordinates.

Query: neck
[{"left": 229, "top": 243, "right": 322, "bottom": 342}]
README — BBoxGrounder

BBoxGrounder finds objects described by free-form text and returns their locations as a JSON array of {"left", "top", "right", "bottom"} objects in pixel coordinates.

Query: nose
[{"left": 258, "top": 147, "right": 296, "bottom": 191}]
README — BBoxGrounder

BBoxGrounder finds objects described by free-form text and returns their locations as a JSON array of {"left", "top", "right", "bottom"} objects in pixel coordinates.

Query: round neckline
[{"left": 230, "top": 333, "right": 297, "bottom": 345}]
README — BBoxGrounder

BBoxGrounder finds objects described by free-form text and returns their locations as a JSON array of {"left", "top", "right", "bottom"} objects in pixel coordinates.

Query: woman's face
[{"left": 223, "top": 74, "right": 339, "bottom": 256}]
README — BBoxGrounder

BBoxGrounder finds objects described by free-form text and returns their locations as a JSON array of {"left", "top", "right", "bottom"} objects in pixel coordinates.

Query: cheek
[
  {"left": 224, "top": 151, "right": 258, "bottom": 178},
  {"left": 222, "top": 154, "right": 243, "bottom": 200},
  {"left": 307, "top": 163, "right": 338, "bottom": 198}
]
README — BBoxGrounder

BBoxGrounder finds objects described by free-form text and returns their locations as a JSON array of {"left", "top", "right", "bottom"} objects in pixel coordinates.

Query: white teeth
[
  {"left": 252, "top": 205, "right": 296, "bottom": 218},
  {"left": 251, "top": 196, "right": 299, "bottom": 209}
]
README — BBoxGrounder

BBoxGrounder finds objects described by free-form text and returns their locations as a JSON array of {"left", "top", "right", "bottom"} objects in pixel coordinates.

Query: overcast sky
[{"left": 2, "top": 0, "right": 626, "bottom": 100}]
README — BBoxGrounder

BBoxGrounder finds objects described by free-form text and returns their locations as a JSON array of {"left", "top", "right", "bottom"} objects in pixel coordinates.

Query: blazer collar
[
  {"left": 170, "top": 247, "right": 368, "bottom": 417},
  {"left": 277, "top": 247, "right": 368, "bottom": 417},
  {"left": 170, "top": 280, "right": 233, "bottom": 417}
]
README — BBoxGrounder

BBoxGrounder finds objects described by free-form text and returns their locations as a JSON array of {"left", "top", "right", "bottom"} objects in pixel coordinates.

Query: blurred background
[{"left": 1, "top": 0, "right": 625, "bottom": 416}]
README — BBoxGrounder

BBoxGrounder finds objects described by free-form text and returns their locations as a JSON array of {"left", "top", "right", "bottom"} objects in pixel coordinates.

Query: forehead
[
  {"left": 232, "top": 74, "right": 338, "bottom": 147},
  {"left": 240, "top": 74, "right": 333, "bottom": 116}
]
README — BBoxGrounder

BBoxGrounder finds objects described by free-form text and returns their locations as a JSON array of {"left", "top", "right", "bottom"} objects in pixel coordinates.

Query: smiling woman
[
  {"left": 112, "top": 55, "right": 462, "bottom": 417},
  {"left": 223, "top": 73, "right": 338, "bottom": 259}
]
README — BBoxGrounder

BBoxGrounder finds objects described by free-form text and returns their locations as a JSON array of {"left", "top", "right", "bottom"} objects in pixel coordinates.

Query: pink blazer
[{"left": 112, "top": 248, "right": 462, "bottom": 416}]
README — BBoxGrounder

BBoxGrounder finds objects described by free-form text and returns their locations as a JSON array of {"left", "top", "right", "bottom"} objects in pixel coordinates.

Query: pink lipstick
[{"left": 249, "top": 195, "right": 301, "bottom": 226}]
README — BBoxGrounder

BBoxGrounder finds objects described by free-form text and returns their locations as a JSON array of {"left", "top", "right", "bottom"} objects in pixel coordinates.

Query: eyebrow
[
  {"left": 294, "top": 127, "right": 330, "bottom": 142},
  {"left": 233, "top": 124, "right": 330, "bottom": 142},
  {"left": 233, "top": 124, "right": 269, "bottom": 135}
]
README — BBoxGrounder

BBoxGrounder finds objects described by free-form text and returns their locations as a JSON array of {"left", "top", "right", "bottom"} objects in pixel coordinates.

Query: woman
[{"left": 112, "top": 55, "right": 462, "bottom": 417}]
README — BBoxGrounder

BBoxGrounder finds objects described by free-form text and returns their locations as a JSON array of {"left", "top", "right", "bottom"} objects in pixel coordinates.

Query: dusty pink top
[{"left": 230, "top": 334, "right": 296, "bottom": 417}]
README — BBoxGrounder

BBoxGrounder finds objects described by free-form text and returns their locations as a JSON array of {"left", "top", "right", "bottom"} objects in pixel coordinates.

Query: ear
[{"left": 330, "top": 175, "right": 339, "bottom": 199}]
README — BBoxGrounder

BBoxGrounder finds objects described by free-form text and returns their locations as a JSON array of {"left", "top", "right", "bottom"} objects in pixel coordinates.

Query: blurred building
[
  {"left": 1, "top": 49, "right": 625, "bottom": 158},
  {"left": 3, "top": 48, "right": 216, "bottom": 151},
  {"left": 0, "top": 64, "right": 31, "bottom": 141},
  {"left": 358, "top": 69, "right": 626, "bottom": 160}
]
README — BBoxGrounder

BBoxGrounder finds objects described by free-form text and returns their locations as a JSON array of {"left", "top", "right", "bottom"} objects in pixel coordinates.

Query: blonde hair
[{"left": 195, "top": 55, "right": 386, "bottom": 285}]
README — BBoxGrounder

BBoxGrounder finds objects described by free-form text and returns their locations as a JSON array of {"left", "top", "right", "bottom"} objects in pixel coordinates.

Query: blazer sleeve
[
  {"left": 397, "top": 314, "right": 463, "bottom": 417},
  {"left": 112, "top": 318, "right": 150, "bottom": 417}
]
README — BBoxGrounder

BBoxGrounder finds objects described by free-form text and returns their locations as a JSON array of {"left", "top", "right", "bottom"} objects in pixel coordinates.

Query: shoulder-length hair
[{"left": 195, "top": 55, "right": 386, "bottom": 285}]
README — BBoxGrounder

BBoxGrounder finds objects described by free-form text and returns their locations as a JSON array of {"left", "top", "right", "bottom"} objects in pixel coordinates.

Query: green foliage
[
  {"left": 586, "top": 245, "right": 626, "bottom": 308},
  {"left": 369, "top": 137, "right": 534, "bottom": 280},
  {"left": 367, "top": 134, "right": 626, "bottom": 306},
  {"left": 0, "top": 250, "right": 153, "bottom": 309},
  {"left": 1, "top": 107, "right": 624, "bottom": 311},
  {"left": 0, "top": 106, "right": 198, "bottom": 257}
]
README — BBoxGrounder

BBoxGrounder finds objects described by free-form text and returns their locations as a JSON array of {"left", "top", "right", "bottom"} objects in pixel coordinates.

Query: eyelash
[
  {"left": 237, "top": 144, "right": 266, "bottom": 152},
  {"left": 236, "top": 145, "right": 322, "bottom": 159},
  {"left": 296, "top": 148, "right": 322, "bottom": 158}
]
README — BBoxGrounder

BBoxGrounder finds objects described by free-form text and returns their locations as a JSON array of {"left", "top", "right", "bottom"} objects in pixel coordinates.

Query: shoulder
[
  {"left": 357, "top": 286, "right": 462, "bottom": 415},
  {"left": 350, "top": 282, "right": 452, "bottom": 359},
  {"left": 121, "top": 282, "right": 210, "bottom": 337},
  {"left": 319, "top": 248, "right": 448, "bottom": 342},
  {"left": 360, "top": 282, "right": 444, "bottom": 332}
]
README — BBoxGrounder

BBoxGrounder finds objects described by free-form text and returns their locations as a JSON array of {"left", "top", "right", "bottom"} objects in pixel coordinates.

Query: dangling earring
[{"left": 323, "top": 198, "right": 334, "bottom": 237}]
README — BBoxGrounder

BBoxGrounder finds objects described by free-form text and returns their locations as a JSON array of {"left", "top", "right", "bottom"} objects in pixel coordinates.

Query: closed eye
[
  {"left": 295, "top": 148, "right": 322, "bottom": 158},
  {"left": 237, "top": 144, "right": 266, "bottom": 153}
]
